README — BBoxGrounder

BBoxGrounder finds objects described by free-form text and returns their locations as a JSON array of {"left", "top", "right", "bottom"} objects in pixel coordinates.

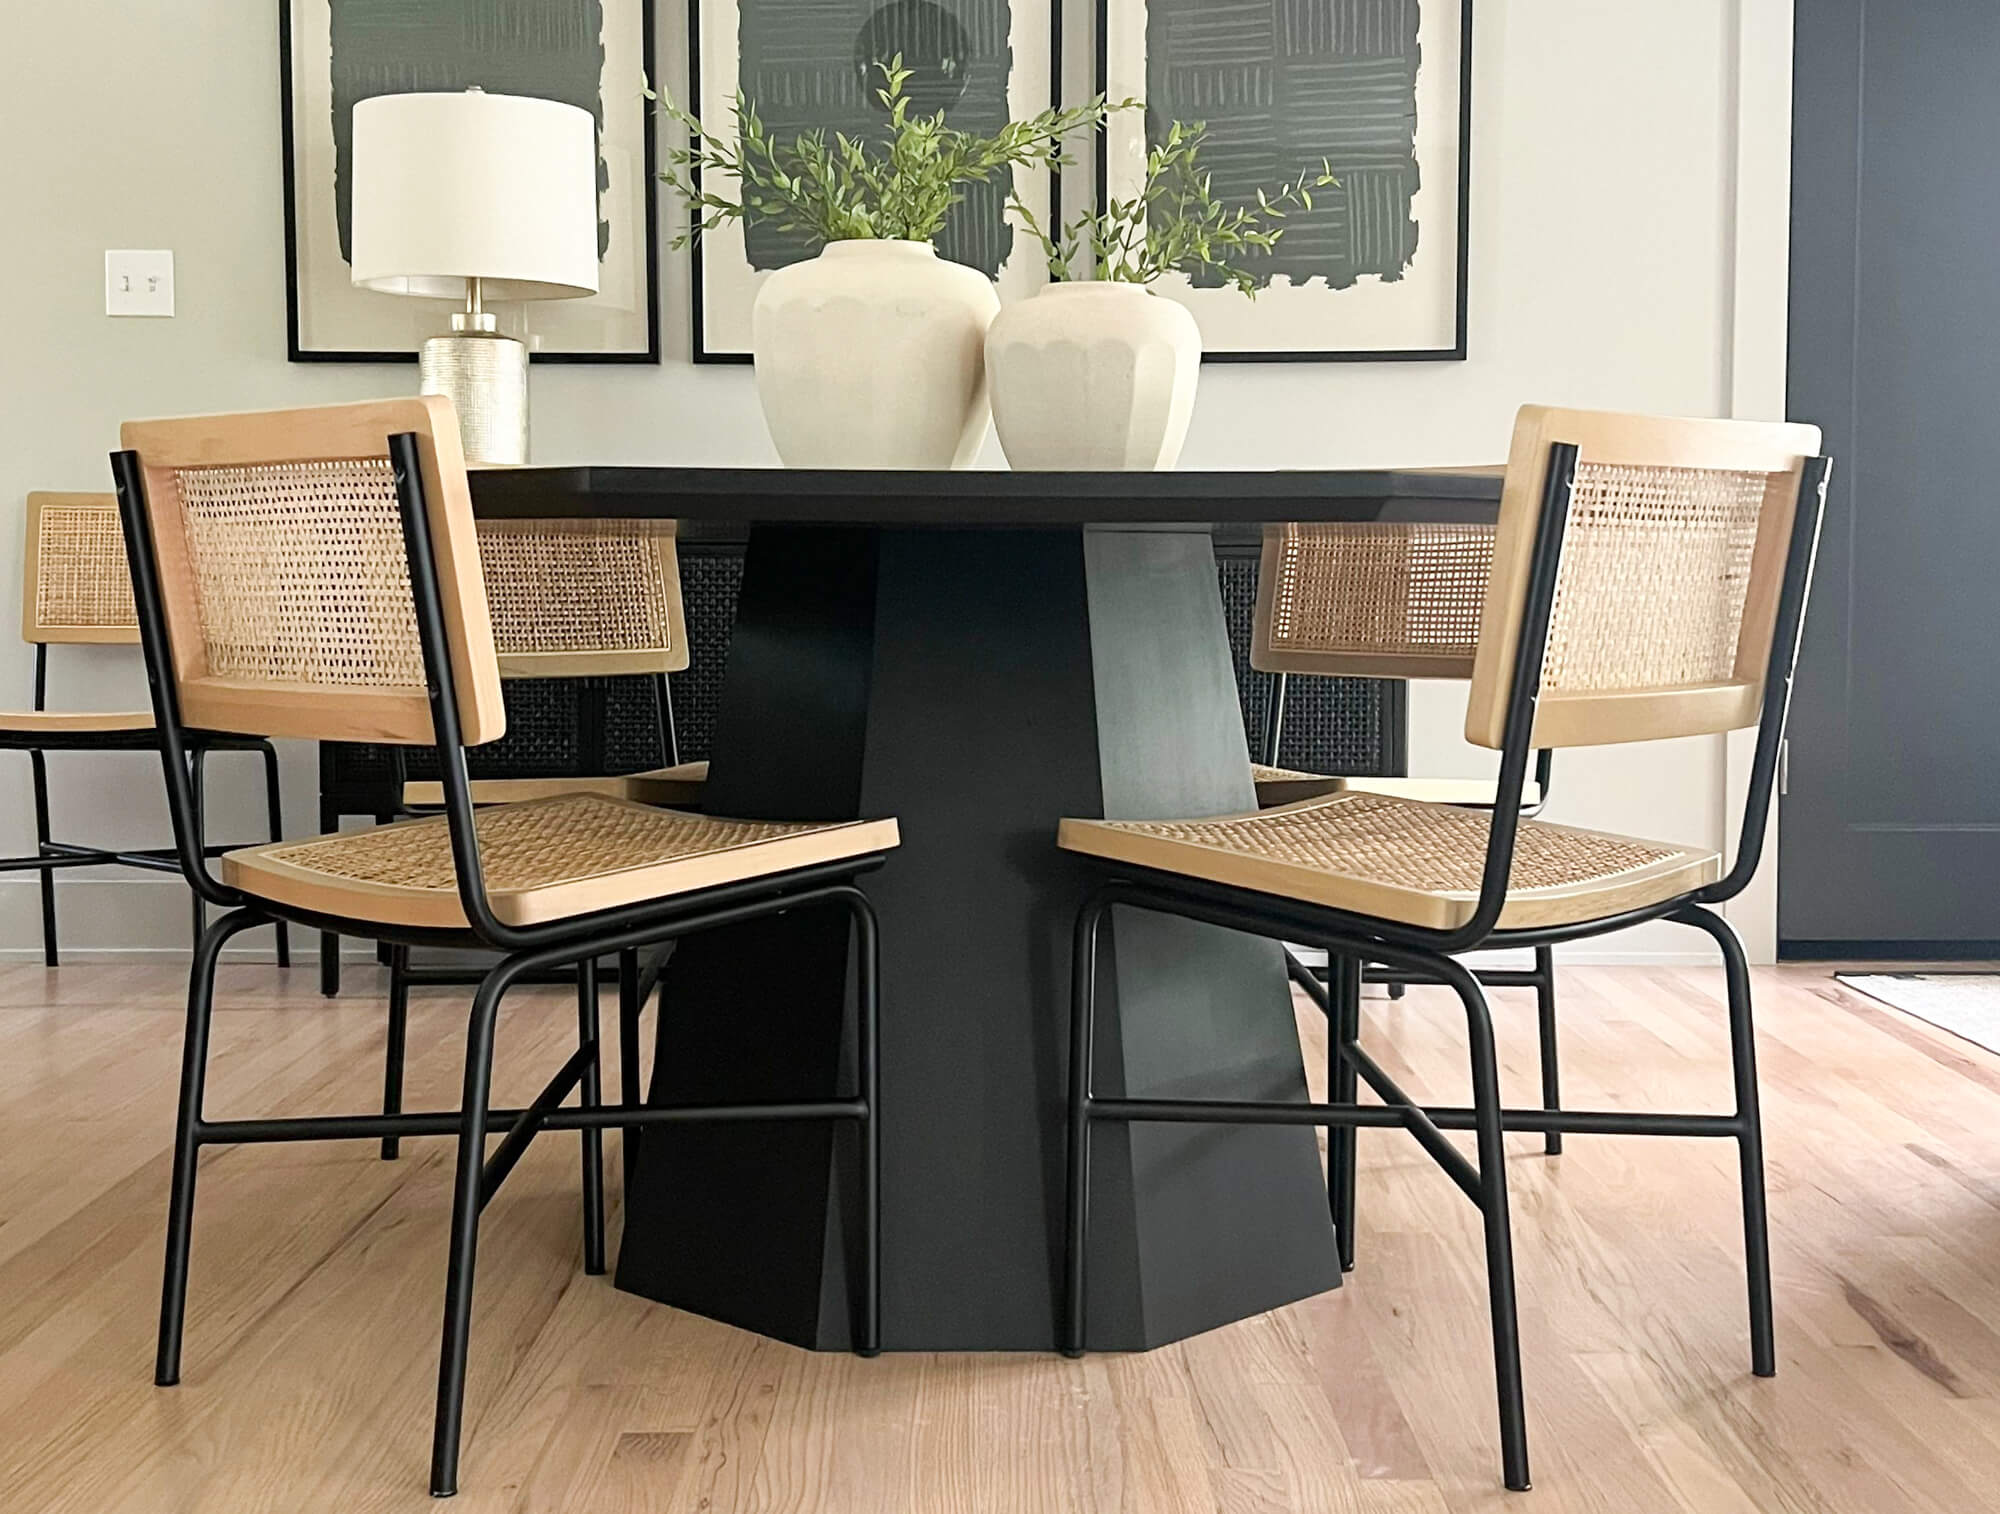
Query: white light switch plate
[{"left": 105, "top": 250, "right": 174, "bottom": 316}]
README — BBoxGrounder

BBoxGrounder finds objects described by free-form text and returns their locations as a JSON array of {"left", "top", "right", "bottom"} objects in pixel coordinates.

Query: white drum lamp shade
[
  {"left": 350, "top": 89, "right": 599, "bottom": 302},
  {"left": 348, "top": 89, "right": 598, "bottom": 464}
]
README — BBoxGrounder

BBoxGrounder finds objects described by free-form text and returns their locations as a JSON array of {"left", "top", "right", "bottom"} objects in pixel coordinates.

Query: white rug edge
[{"left": 1835, "top": 972, "right": 2000, "bottom": 1058}]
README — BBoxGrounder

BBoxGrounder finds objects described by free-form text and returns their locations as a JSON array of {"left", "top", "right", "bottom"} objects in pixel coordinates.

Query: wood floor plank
[{"left": 1, "top": 963, "right": 1999, "bottom": 1510}]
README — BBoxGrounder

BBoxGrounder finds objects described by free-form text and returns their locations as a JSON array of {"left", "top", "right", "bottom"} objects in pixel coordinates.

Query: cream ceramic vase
[
  {"left": 751, "top": 240, "right": 1000, "bottom": 468},
  {"left": 985, "top": 282, "right": 1202, "bottom": 470}
]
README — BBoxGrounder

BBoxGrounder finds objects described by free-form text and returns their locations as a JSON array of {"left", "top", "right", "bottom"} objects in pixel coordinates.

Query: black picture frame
[
  {"left": 1096, "top": 0, "right": 1472, "bottom": 363},
  {"left": 689, "top": 0, "right": 1064, "bottom": 364},
  {"left": 278, "top": 0, "right": 662, "bottom": 365}
]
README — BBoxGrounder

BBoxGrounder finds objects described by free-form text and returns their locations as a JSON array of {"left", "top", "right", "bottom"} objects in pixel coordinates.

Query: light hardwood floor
[{"left": 2, "top": 959, "right": 1999, "bottom": 1512}]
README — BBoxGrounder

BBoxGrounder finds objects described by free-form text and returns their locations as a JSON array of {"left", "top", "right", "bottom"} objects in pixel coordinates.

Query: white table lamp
[{"left": 350, "top": 89, "right": 599, "bottom": 463}]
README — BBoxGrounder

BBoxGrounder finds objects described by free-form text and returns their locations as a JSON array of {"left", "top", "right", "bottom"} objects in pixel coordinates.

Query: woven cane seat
[
  {"left": 1059, "top": 791, "right": 1715, "bottom": 931},
  {"left": 0, "top": 710, "right": 153, "bottom": 735},
  {"left": 401, "top": 760, "right": 711, "bottom": 810},
  {"left": 223, "top": 792, "right": 896, "bottom": 930},
  {"left": 1250, "top": 765, "right": 1540, "bottom": 810}
]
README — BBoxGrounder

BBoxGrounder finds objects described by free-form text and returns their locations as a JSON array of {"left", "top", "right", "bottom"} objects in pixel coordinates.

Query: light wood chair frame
[
  {"left": 1251, "top": 520, "right": 1566, "bottom": 1156},
  {"left": 1060, "top": 429, "right": 1832, "bottom": 1493},
  {"left": 0, "top": 493, "right": 287, "bottom": 965},
  {"left": 110, "top": 423, "right": 885, "bottom": 1499}
]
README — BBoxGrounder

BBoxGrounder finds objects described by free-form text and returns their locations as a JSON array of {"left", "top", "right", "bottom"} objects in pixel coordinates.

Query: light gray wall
[{"left": 0, "top": 0, "right": 1782, "bottom": 957}]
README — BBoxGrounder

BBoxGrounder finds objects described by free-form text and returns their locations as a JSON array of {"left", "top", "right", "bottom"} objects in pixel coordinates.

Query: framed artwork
[
  {"left": 280, "top": 0, "right": 660, "bottom": 363},
  {"left": 1099, "top": 0, "right": 1471, "bottom": 361},
  {"left": 691, "top": 0, "right": 1061, "bottom": 362}
]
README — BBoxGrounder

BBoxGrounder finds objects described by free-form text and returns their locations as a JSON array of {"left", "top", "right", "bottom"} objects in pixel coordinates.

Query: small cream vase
[
  {"left": 985, "top": 283, "right": 1201, "bottom": 470},
  {"left": 751, "top": 241, "right": 1000, "bottom": 468}
]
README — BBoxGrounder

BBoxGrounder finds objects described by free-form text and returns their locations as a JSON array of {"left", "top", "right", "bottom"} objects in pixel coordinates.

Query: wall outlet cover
[{"left": 105, "top": 250, "right": 174, "bottom": 317}]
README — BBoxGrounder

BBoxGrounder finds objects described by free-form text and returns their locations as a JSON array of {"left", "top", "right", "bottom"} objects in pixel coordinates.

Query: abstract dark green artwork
[
  {"left": 1144, "top": 0, "right": 1420, "bottom": 290},
  {"left": 282, "top": 0, "right": 657, "bottom": 360},
  {"left": 1102, "top": 0, "right": 1469, "bottom": 360},
  {"left": 328, "top": 0, "right": 611, "bottom": 262}
]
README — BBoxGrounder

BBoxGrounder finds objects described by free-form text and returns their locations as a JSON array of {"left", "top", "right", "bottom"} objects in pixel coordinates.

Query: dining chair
[
  {"left": 0, "top": 492, "right": 287, "bottom": 964},
  {"left": 1057, "top": 405, "right": 1829, "bottom": 1492},
  {"left": 379, "top": 515, "right": 709, "bottom": 1161},
  {"left": 1250, "top": 515, "right": 1566, "bottom": 1152},
  {"left": 111, "top": 396, "right": 893, "bottom": 1497},
  {"left": 395, "top": 515, "right": 707, "bottom": 812}
]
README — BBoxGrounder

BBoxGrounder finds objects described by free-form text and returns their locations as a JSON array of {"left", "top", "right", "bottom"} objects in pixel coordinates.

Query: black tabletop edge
[{"left": 467, "top": 465, "right": 1507, "bottom": 527}]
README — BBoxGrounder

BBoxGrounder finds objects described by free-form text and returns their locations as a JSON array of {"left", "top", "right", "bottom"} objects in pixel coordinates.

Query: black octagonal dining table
[{"left": 466, "top": 465, "right": 1504, "bottom": 1353}]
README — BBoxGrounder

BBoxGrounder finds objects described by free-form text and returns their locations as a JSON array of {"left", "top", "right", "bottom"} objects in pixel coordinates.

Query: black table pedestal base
[{"left": 614, "top": 525, "right": 1340, "bottom": 1351}]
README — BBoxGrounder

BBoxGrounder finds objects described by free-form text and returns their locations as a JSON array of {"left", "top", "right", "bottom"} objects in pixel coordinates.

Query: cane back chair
[
  {"left": 396, "top": 513, "right": 707, "bottom": 811},
  {"left": 1251, "top": 513, "right": 1568, "bottom": 1149},
  {"left": 111, "top": 397, "right": 894, "bottom": 1497},
  {"left": 320, "top": 540, "right": 706, "bottom": 994},
  {"left": 377, "top": 514, "right": 709, "bottom": 1158},
  {"left": 1252, "top": 505, "right": 1541, "bottom": 804},
  {"left": 0, "top": 492, "right": 287, "bottom": 963},
  {"left": 1058, "top": 405, "right": 1829, "bottom": 1492}
]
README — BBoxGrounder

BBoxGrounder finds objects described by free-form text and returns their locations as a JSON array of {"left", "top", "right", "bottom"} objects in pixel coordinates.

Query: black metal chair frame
[
  {"left": 112, "top": 435, "right": 885, "bottom": 1499},
  {"left": 0, "top": 643, "right": 290, "bottom": 966},
  {"left": 1263, "top": 654, "right": 1569, "bottom": 1154},
  {"left": 1062, "top": 445, "right": 1831, "bottom": 1493},
  {"left": 371, "top": 671, "right": 688, "bottom": 1157}
]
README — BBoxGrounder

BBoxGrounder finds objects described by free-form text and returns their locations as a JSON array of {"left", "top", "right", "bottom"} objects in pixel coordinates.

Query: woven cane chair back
[
  {"left": 117, "top": 397, "right": 504, "bottom": 746},
  {"left": 22, "top": 493, "right": 139, "bottom": 645},
  {"left": 478, "top": 518, "right": 688, "bottom": 679},
  {"left": 1252, "top": 519, "right": 1495, "bottom": 680},
  {"left": 1465, "top": 406, "right": 1822, "bottom": 750}
]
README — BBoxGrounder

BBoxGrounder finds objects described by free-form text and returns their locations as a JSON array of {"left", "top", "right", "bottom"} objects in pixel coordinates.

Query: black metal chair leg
[
  {"left": 29, "top": 750, "right": 57, "bottom": 966},
  {"left": 380, "top": 946, "right": 410, "bottom": 1160},
  {"left": 188, "top": 751, "right": 208, "bottom": 947},
  {"left": 318, "top": 802, "right": 341, "bottom": 997},
  {"left": 1534, "top": 945, "right": 1561, "bottom": 1156},
  {"left": 257, "top": 742, "right": 291, "bottom": 967},
  {"left": 846, "top": 887, "right": 882, "bottom": 1356},
  {"left": 1329, "top": 953, "right": 1361, "bottom": 1272},
  {"left": 1676, "top": 905, "right": 1776, "bottom": 1377},
  {"left": 576, "top": 957, "right": 606, "bottom": 1276},
  {"left": 374, "top": 810, "right": 394, "bottom": 966},
  {"left": 156, "top": 908, "right": 264, "bottom": 1386},
  {"left": 1386, "top": 977, "right": 1406, "bottom": 1001},
  {"left": 1061, "top": 892, "right": 1111, "bottom": 1359},
  {"left": 617, "top": 947, "right": 642, "bottom": 1211},
  {"left": 1438, "top": 957, "right": 1531, "bottom": 1492},
  {"left": 429, "top": 959, "right": 515, "bottom": 1499}
]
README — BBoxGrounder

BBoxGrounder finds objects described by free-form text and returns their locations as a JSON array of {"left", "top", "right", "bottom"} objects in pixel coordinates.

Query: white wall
[{"left": 0, "top": 0, "right": 1792, "bottom": 958}]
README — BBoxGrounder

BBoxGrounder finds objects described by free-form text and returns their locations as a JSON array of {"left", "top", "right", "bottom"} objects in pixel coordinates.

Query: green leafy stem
[
  {"left": 651, "top": 58, "right": 1125, "bottom": 248},
  {"left": 652, "top": 66, "right": 1336, "bottom": 297},
  {"left": 1008, "top": 121, "right": 1337, "bottom": 297}
]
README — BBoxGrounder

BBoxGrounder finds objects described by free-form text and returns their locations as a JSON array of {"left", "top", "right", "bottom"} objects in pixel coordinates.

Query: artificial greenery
[
  {"left": 653, "top": 59, "right": 1120, "bottom": 248},
  {"left": 1011, "top": 120, "right": 1337, "bottom": 296}
]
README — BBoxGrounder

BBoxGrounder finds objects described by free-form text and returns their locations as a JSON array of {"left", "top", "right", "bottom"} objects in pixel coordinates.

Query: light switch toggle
[{"left": 106, "top": 251, "right": 175, "bottom": 316}]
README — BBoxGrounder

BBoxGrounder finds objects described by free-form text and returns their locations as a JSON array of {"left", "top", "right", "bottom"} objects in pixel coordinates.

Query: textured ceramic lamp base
[{"left": 420, "top": 330, "right": 529, "bottom": 465}]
